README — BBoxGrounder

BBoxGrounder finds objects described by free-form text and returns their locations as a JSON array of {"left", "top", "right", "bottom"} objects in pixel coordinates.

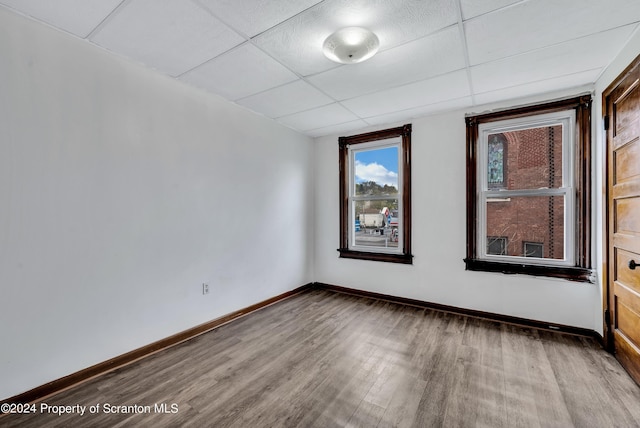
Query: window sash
[
  {"left": 349, "top": 198, "right": 401, "bottom": 252},
  {"left": 476, "top": 110, "right": 576, "bottom": 266},
  {"left": 478, "top": 112, "right": 575, "bottom": 192},
  {"left": 347, "top": 140, "right": 403, "bottom": 253},
  {"left": 478, "top": 190, "right": 573, "bottom": 265}
]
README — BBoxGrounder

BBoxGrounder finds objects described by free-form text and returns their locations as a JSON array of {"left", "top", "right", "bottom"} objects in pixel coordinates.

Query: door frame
[{"left": 602, "top": 53, "right": 640, "bottom": 352}]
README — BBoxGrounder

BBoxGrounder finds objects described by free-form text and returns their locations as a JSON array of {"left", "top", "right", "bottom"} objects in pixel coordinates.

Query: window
[
  {"left": 487, "top": 134, "right": 507, "bottom": 189},
  {"left": 339, "top": 124, "right": 412, "bottom": 263},
  {"left": 487, "top": 237, "right": 507, "bottom": 255},
  {"left": 465, "top": 96, "right": 592, "bottom": 281},
  {"left": 524, "top": 242, "right": 544, "bottom": 258}
]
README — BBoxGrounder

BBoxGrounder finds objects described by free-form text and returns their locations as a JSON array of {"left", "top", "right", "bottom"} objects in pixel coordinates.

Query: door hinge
[
  {"left": 604, "top": 308, "right": 611, "bottom": 328},
  {"left": 603, "top": 115, "right": 610, "bottom": 131}
]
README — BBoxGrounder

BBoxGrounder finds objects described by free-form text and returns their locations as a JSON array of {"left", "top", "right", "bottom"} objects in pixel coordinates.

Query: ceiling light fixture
[{"left": 322, "top": 27, "right": 380, "bottom": 64}]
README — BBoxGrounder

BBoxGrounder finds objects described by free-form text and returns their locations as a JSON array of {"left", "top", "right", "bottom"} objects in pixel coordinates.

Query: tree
[{"left": 355, "top": 181, "right": 397, "bottom": 196}]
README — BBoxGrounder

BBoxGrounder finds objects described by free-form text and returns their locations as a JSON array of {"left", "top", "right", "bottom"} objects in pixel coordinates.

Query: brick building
[{"left": 485, "top": 125, "right": 564, "bottom": 259}]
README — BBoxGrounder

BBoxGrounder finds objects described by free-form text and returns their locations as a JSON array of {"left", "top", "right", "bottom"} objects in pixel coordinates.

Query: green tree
[{"left": 355, "top": 181, "right": 397, "bottom": 196}]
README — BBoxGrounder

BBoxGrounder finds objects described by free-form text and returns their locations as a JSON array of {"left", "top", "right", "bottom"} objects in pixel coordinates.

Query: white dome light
[{"left": 322, "top": 27, "right": 380, "bottom": 64}]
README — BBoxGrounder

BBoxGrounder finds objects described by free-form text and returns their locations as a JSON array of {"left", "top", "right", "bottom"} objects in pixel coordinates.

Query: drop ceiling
[{"left": 2, "top": 0, "right": 639, "bottom": 137}]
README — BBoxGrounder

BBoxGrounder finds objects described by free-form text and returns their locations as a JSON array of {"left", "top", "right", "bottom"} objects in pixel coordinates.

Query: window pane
[
  {"left": 354, "top": 199, "right": 399, "bottom": 249},
  {"left": 488, "top": 125, "right": 563, "bottom": 190},
  {"left": 486, "top": 195, "right": 565, "bottom": 260},
  {"left": 487, "top": 236, "right": 507, "bottom": 255},
  {"left": 524, "top": 242, "right": 544, "bottom": 258},
  {"left": 487, "top": 134, "right": 506, "bottom": 189},
  {"left": 354, "top": 146, "right": 399, "bottom": 196}
]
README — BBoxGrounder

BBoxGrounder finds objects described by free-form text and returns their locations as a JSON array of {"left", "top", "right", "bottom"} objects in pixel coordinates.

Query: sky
[{"left": 354, "top": 146, "right": 398, "bottom": 188}]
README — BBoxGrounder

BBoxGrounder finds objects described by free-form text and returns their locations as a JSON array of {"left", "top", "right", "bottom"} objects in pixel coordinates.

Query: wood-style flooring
[{"left": 3, "top": 289, "right": 640, "bottom": 427}]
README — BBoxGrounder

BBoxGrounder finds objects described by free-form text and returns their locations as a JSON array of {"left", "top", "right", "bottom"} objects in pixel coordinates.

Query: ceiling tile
[
  {"left": 307, "top": 25, "right": 465, "bottom": 100},
  {"left": 364, "top": 97, "right": 473, "bottom": 126},
  {"left": 470, "top": 25, "right": 636, "bottom": 94},
  {"left": 342, "top": 70, "right": 470, "bottom": 118},
  {"left": 459, "top": 0, "right": 521, "bottom": 21},
  {"left": 236, "top": 80, "right": 334, "bottom": 118},
  {"left": 254, "top": 0, "right": 458, "bottom": 76},
  {"left": 466, "top": 0, "right": 640, "bottom": 65},
  {"left": 179, "top": 43, "right": 298, "bottom": 101},
  {"left": 90, "top": 0, "right": 245, "bottom": 77},
  {"left": 276, "top": 103, "right": 359, "bottom": 132},
  {"left": 195, "top": 0, "right": 323, "bottom": 37},
  {"left": 474, "top": 71, "right": 599, "bottom": 106},
  {"left": 306, "top": 119, "right": 370, "bottom": 138},
  {"left": 0, "top": 0, "right": 122, "bottom": 38}
]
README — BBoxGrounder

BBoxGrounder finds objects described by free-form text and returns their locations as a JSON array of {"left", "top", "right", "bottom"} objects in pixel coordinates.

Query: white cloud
[{"left": 355, "top": 161, "right": 398, "bottom": 187}]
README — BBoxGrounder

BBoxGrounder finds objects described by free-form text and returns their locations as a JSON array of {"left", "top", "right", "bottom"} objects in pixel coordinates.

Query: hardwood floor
[{"left": 3, "top": 289, "right": 640, "bottom": 427}]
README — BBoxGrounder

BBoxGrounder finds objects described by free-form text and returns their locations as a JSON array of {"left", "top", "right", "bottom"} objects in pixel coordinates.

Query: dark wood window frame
[
  {"left": 338, "top": 124, "right": 413, "bottom": 264},
  {"left": 464, "top": 96, "right": 593, "bottom": 282}
]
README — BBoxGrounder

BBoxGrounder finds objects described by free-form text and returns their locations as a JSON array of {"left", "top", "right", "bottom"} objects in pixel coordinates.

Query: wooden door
[{"left": 605, "top": 54, "right": 640, "bottom": 385}]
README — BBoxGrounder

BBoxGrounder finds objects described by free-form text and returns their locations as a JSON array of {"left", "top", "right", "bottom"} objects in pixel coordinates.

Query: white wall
[
  {"left": 0, "top": 8, "right": 314, "bottom": 399},
  {"left": 314, "top": 91, "right": 602, "bottom": 331}
]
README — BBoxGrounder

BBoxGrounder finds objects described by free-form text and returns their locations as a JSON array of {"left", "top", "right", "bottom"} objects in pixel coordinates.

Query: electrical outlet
[{"left": 202, "top": 283, "right": 209, "bottom": 295}]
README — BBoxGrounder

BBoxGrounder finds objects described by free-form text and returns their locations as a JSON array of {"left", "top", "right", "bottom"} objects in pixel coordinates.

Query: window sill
[
  {"left": 338, "top": 248, "right": 413, "bottom": 264},
  {"left": 463, "top": 258, "right": 593, "bottom": 282}
]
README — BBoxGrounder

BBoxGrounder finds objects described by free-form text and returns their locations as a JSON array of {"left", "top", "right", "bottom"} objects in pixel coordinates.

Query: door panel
[
  {"left": 615, "top": 330, "right": 640, "bottom": 383},
  {"left": 615, "top": 197, "right": 640, "bottom": 237},
  {"left": 616, "top": 299, "right": 640, "bottom": 342},
  {"left": 614, "top": 138, "right": 640, "bottom": 183},
  {"left": 614, "top": 82, "right": 639, "bottom": 131},
  {"left": 612, "top": 121, "right": 639, "bottom": 152},
  {"left": 616, "top": 249, "right": 640, "bottom": 295},
  {"left": 606, "top": 55, "right": 640, "bottom": 386}
]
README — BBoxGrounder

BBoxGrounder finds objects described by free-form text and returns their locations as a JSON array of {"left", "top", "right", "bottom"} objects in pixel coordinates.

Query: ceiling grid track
[
  {"left": 455, "top": 0, "right": 476, "bottom": 106},
  {"left": 85, "top": 0, "right": 130, "bottom": 40}
]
